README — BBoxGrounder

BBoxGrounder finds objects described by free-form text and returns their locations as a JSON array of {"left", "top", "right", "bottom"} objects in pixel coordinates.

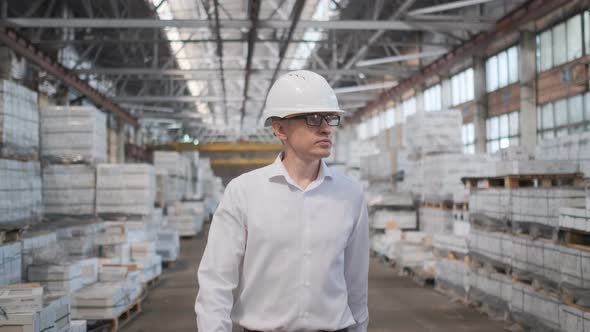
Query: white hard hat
[{"left": 262, "top": 70, "right": 345, "bottom": 127}]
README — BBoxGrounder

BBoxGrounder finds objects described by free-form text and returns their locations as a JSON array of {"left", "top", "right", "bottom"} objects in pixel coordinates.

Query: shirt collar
[{"left": 267, "top": 153, "right": 333, "bottom": 183}]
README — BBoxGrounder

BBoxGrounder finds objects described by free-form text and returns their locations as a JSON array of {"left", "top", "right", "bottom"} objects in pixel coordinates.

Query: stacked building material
[
  {"left": 156, "top": 227, "right": 180, "bottom": 263},
  {"left": 0, "top": 159, "right": 42, "bottom": 224},
  {"left": 56, "top": 223, "right": 103, "bottom": 258},
  {"left": 0, "top": 242, "right": 22, "bottom": 286},
  {"left": 40, "top": 106, "right": 107, "bottom": 164},
  {"left": 96, "top": 164, "right": 156, "bottom": 216},
  {"left": 42, "top": 165, "right": 96, "bottom": 217},
  {"left": 167, "top": 201, "right": 206, "bottom": 237},
  {"left": 0, "top": 80, "right": 39, "bottom": 159},
  {"left": 27, "top": 261, "right": 84, "bottom": 294},
  {"left": 71, "top": 279, "right": 142, "bottom": 320},
  {"left": 535, "top": 131, "right": 590, "bottom": 176}
]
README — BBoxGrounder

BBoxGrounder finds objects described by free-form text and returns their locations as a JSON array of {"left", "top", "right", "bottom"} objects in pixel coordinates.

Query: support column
[
  {"left": 519, "top": 29, "right": 537, "bottom": 152},
  {"left": 441, "top": 77, "right": 452, "bottom": 110},
  {"left": 415, "top": 85, "right": 425, "bottom": 115},
  {"left": 473, "top": 57, "right": 488, "bottom": 153},
  {"left": 117, "top": 123, "right": 125, "bottom": 163}
]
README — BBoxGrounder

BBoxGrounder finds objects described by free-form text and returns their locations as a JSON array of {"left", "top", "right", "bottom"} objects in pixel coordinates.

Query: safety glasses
[{"left": 286, "top": 114, "right": 341, "bottom": 127}]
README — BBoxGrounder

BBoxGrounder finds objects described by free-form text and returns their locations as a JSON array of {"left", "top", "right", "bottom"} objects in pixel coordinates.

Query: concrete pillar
[
  {"left": 441, "top": 77, "right": 452, "bottom": 110},
  {"left": 473, "top": 57, "right": 488, "bottom": 153},
  {"left": 117, "top": 123, "right": 125, "bottom": 163},
  {"left": 519, "top": 30, "right": 537, "bottom": 152},
  {"left": 415, "top": 85, "right": 425, "bottom": 115}
]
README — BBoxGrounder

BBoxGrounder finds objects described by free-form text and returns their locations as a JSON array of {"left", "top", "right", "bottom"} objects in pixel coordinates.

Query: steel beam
[
  {"left": 241, "top": 0, "right": 261, "bottom": 128},
  {"left": 407, "top": 0, "right": 495, "bottom": 16},
  {"left": 74, "top": 67, "right": 407, "bottom": 77},
  {"left": 355, "top": 0, "right": 572, "bottom": 121},
  {"left": 3, "top": 18, "right": 492, "bottom": 31},
  {"left": 330, "top": 0, "right": 417, "bottom": 86},
  {"left": 212, "top": 0, "right": 228, "bottom": 124},
  {"left": 257, "top": 0, "right": 306, "bottom": 120},
  {"left": 0, "top": 28, "right": 136, "bottom": 126}
]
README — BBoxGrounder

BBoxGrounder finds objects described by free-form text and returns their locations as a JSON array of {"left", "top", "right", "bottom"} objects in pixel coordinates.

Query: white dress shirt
[{"left": 195, "top": 155, "right": 369, "bottom": 332}]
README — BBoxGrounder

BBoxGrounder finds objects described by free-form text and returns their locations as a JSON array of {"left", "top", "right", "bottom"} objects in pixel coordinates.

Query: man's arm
[
  {"left": 195, "top": 182, "right": 246, "bottom": 332},
  {"left": 344, "top": 196, "right": 370, "bottom": 332}
]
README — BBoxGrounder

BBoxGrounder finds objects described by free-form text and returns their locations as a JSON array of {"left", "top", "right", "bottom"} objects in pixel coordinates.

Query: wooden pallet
[
  {"left": 511, "top": 269, "right": 560, "bottom": 297},
  {"left": 453, "top": 202, "right": 469, "bottom": 211},
  {"left": 420, "top": 201, "right": 453, "bottom": 210},
  {"left": 559, "top": 228, "right": 590, "bottom": 252},
  {"left": 162, "top": 261, "right": 176, "bottom": 269},
  {"left": 88, "top": 300, "right": 142, "bottom": 332},
  {"left": 143, "top": 275, "right": 163, "bottom": 290},
  {"left": 0, "top": 224, "right": 27, "bottom": 245},
  {"left": 512, "top": 222, "right": 556, "bottom": 241},
  {"left": 470, "top": 213, "right": 511, "bottom": 233},
  {"left": 463, "top": 173, "right": 585, "bottom": 190},
  {"left": 433, "top": 248, "right": 470, "bottom": 263},
  {"left": 470, "top": 254, "right": 511, "bottom": 276},
  {"left": 562, "top": 291, "right": 590, "bottom": 313},
  {"left": 397, "top": 265, "right": 435, "bottom": 287}
]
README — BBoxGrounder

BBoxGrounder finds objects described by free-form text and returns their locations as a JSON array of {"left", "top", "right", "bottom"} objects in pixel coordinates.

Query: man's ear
[{"left": 271, "top": 120, "right": 288, "bottom": 141}]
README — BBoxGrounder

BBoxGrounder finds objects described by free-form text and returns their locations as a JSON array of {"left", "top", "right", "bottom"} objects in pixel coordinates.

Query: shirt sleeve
[
  {"left": 344, "top": 196, "right": 369, "bottom": 332},
  {"left": 195, "top": 181, "right": 247, "bottom": 332}
]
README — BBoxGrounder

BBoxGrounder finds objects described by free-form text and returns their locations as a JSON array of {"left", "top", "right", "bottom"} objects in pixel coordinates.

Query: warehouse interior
[{"left": 0, "top": 0, "right": 590, "bottom": 331}]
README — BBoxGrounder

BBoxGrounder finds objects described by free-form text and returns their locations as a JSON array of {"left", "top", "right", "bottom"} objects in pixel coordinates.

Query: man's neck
[{"left": 281, "top": 151, "right": 321, "bottom": 190}]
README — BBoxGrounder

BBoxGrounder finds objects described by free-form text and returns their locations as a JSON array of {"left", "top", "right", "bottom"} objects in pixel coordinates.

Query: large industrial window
[
  {"left": 486, "top": 46, "right": 519, "bottom": 92},
  {"left": 402, "top": 97, "right": 416, "bottom": 121},
  {"left": 451, "top": 68, "right": 474, "bottom": 106},
  {"left": 486, "top": 112, "right": 520, "bottom": 153},
  {"left": 385, "top": 107, "right": 395, "bottom": 128},
  {"left": 462, "top": 123, "right": 475, "bottom": 154},
  {"left": 424, "top": 84, "right": 442, "bottom": 112},
  {"left": 536, "top": 12, "right": 586, "bottom": 73},
  {"left": 536, "top": 92, "right": 590, "bottom": 140}
]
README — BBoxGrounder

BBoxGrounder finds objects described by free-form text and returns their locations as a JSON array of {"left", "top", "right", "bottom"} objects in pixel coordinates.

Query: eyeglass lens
[{"left": 306, "top": 114, "right": 340, "bottom": 126}]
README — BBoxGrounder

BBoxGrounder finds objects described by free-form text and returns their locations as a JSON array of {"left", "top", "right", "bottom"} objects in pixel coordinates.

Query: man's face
[{"left": 272, "top": 113, "right": 339, "bottom": 161}]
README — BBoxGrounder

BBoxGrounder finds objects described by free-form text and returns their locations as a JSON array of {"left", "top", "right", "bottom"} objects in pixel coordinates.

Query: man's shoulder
[
  {"left": 226, "top": 163, "right": 273, "bottom": 189},
  {"left": 328, "top": 167, "right": 364, "bottom": 196}
]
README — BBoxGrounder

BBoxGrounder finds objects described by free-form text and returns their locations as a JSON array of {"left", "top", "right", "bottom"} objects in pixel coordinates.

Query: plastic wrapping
[
  {"left": 560, "top": 244, "right": 590, "bottom": 289},
  {"left": 0, "top": 80, "right": 39, "bottom": 159},
  {"left": 420, "top": 153, "right": 492, "bottom": 202},
  {"left": 156, "top": 226, "right": 180, "bottom": 262},
  {"left": 70, "top": 320, "right": 88, "bottom": 332},
  {"left": 153, "top": 151, "right": 189, "bottom": 178},
  {"left": 511, "top": 237, "right": 560, "bottom": 284},
  {"left": 560, "top": 303, "right": 590, "bottom": 331},
  {"left": 21, "top": 232, "right": 60, "bottom": 277},
  {"left": 418, "top": 207, "right": 453, "bottom": 234},
  {"left": 511, "top": 282, "right": 562, "bottom": 331},
  {"left": 42, "top": 164, "right": 96, "bottom": 216},
  {"left": 469, "top": 189, "right": 512, "bottom": 223},
  {"left": 96, "top": 163, "right": 155, "bottom": 216},
  {"left": 435, "top": 258, "right": 470, "bottom": 294},
  {"left": 468, "top": 230, "right": 512, "bottom": 267},
  {"left": 41, "top": 105, "right": 107, "bottom": 164},
  {"left": 560, "top": 207, "right": 590, "bottom": 232},
  {"left": 71, "top": 280, "right": 141, "bottom": 320},
  {"left": 535, "top": 131, "right": 590, "bottom": 177},
  {"left": 0, "top": 242, "right": 22, "bottom": 286},
  {"left": 433, "top": 233, "right": 468, "bottom": 254},
  {"left": 167, "top": 201, "right": 205, "bottom": 236},
  {"left": 403, "top": 110, "right": 463, "bottom": 158},
  {"left": 511, "top": 188, "right": 586, "bottom": 228},
  {"left": 469, "top": 268, "right": 512, "bottom": 317},
  {"left": 0, "top": 159, "right": 42, "bottom": 224}
]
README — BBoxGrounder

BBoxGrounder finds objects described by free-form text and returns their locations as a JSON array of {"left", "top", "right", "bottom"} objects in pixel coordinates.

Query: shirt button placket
[{"left": 302, "top": 192, "right": 311, "bottom": 323}]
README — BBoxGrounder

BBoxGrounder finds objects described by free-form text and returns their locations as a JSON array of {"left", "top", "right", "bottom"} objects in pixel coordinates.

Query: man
[{"left": 195, "top": 70, "right": 369, "bottom": 332}]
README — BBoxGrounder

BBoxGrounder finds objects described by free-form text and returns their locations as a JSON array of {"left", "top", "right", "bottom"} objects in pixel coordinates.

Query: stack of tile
[
  {"left": 21, "top": 232, "right": 59, "bottom": 278},
  {"left": 42, "top": 165, "right": 96, "bottom": 217},
  {"left": 0, "top": 286, "right": 51, "bottom": 332},
  {"left": 40, "top": 106, "right": 107, "bottom": 164},
  {"left": 95, "top": 164, "right": 156, "bottom": 216},
  {"left": 0, "top": 159, "right": 42, "bottom": 224},
  {"left": 27, "top": 261, "right": 84, "bottom": 294},
  {"left": 0, "top": 242, "right": 22, "bottom": 286},
  {"left": 95, "top": 223, "right": 131, "bottom": 264},
  {"left": 156, "top": 227, "right": 180, "bottom": 263},
  {"left": 167, "top": 201, "right": 206, "bottom": 237},
  {"left": 56, "top": 223, "right": 103, "bottom": 258},
  {"left": 0, "top": 80, "right": 39, "bottom": 159}
]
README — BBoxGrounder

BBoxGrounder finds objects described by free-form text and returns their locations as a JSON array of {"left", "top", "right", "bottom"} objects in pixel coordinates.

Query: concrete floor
[{"left": 123, "top": 227, "right": 505, "bottom": 332}]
